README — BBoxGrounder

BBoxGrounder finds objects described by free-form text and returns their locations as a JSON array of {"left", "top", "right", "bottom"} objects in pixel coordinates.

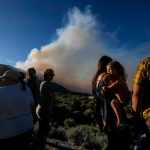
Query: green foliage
[
  {"left": 48, "top": 126, "right": 67, "bottom": 141},
  {"left": 48, "top": 92, "right": 108, "bottom": 149},
  {"left": 64, "top": 118, "right": 76, "bottom": 129},
  {"left": 53, "top": 93, "right": 96, "bottom": 125},
  {"left": 38, "top": 92, "right": 138, "bottom": 149},
  {"left": 66, "top": 125, "right": 108, "bottom": 149},
  {"left": 83, "top": 108, "right": 95, "bottom": 124}
]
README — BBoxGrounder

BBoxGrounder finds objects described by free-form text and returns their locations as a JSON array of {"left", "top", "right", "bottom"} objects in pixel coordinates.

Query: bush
[
  {"left": 48, "top": 126, "right": 68, "bottom": 141},
  {"left": 67, "top": 126, "right": 84, "bottom": 146},
  {"left": 83, "top": 108, "right": 95, "bottom": 124},
  {"left": 64, "top": 118, "right": 76, "bottom": 129},
  {"left": 66, "top": 125, "right": 108, "bottom": 149}
]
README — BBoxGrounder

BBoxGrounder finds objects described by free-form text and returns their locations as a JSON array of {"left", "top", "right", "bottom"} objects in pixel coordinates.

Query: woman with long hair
[{"left": 92, "top": 55, "right": 112, "bottom": 129}]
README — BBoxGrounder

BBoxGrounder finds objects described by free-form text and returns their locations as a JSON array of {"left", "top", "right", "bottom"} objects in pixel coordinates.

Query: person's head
[
  {"left": 107, "top": 61, "right": 126, "bottom": 81},
  {"left": 18, "top": 72, "right": 26, "bottom": 90},
  {"left": 44, "top": 68, "right": 55, "bottom": 81},
  {"left": 92, "top": 55, "right": 112, "bottom": 94},
  {"left": 97, "top": 56, "right": 113, "bottom": 74},
  {"left": 27, "top": 67, "right": 36, "bottom": 79}
]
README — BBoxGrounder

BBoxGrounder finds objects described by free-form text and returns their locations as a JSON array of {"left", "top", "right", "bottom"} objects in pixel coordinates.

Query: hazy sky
[
  {"left": 0, "top": 0, "right": 150, "bottom": 65},
  {"left": 0, "top": 0, "right": 150, "bottom": 92}
]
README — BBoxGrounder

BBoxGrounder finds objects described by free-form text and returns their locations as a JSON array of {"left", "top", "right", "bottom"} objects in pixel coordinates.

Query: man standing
[
  {"left": 27, "top": 68, "right": 40, "bottom": 125},
  {"left": 37, "top": 68, "right": 55, "bottom": 149},
  {"left": 27, "top": 67, "right": 40, "bottom": 107}
]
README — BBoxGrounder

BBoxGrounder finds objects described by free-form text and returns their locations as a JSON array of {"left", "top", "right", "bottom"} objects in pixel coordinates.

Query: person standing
[
  {"left": 26, "top": 67, "right": 40, "bottom": 125},
  {"left": 27, "top": 67, "right": 40, "bottom": 107},
  {"left": 132, "top": 57, "right": 150, "bottom": 118},
  {"left": 37, "top": 68, "right": 55, "bottom": 149},
  {"left": 132, "top": 57, "right": 150, "bottom": 140},
  {"left": 92, "top": 55, "right": 113, "bottom": 129}
]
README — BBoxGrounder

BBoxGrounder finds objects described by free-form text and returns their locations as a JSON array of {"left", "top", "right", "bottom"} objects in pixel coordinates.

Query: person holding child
[{"left": 92, "top": 55, "right": 113, "bottom": 130}]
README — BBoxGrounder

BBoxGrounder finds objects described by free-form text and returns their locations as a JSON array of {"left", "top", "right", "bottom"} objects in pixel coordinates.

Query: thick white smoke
[{"left": 16, "top": 7, "right": 149, "bottom": 93}]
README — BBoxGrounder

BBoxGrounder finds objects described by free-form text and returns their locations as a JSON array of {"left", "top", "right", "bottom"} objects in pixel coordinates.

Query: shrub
[
  {"left": 48, "top": 126, "right": 68, "bottom": 141},
  {"left": 83, "top": 108, "right": 95, "bottom": 123},
  {"left": 64, "top": 118, "right": 76, "bottom": 129},
  {"left": 67, "top": 126, "right": 84, "bottom": 146},
  {"left": 66, "top": 125, "right": 108, "bottom": 149}
]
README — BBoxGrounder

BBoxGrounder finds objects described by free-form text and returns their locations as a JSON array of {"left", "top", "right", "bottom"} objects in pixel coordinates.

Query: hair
[
  {"left": 107, "top": 61, "right": 127, "bottom": 81},
  {"left": 44, "top": 68, "right": 55, "bottom": 81},
  {"left": 27, "top": 67, "right": 36, "bottom": 79},
  {"left": 92, "top": 55, "right": 112, "bottom": 95},
  {"left": 19, "top": 72, "right": 26, "bottom": 91}
]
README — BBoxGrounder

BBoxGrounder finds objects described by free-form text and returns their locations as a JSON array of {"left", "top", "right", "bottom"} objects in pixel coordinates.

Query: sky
[{"left": 0, "top": 0, "right": 150, "bottom": 92}]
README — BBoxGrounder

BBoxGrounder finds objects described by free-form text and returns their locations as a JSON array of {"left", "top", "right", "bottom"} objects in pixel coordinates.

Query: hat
[{"left": 143, "top": 108, "right": 150, "bottom": 120}]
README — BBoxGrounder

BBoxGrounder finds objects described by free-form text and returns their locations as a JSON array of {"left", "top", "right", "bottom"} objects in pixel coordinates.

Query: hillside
[
  {"left": 33, "top": 89, "right": 138, "bottom": 150},
  {"left": 36, "top": 92, "right": 108, "bottom": 150}
]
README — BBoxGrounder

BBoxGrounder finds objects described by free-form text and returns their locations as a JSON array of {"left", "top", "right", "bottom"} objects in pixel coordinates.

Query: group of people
[
  {"left": 0, "top": 56, "right": 149, "bottom": 150},
  {"left": 92, "top": 56, "right": 150, "bottom": 149},
  {"left": 0, "top": 65, "right": 55, "bottom": 150}
]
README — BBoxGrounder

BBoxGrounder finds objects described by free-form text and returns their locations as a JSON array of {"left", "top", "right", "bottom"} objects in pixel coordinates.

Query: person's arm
[
  {"left": 102, "top": 80, "right": 119, "bottom": 94},
  {"left": 132, "top": 84, "right": 142, "bottom": 113},
  {"left": 107, "top": 80, "right": 119, "bottom": 89},
  {"left": 39, "top": 82, "right": 47, "bottom": 106}
]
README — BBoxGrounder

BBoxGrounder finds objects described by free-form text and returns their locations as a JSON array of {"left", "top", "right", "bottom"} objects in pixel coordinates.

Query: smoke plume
[{"left": 16, "top": 7, "right": 149, "bottom": 93}]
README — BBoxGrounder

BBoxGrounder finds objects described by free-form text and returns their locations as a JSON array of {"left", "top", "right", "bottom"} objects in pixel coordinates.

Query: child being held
[{"left": 103, "top": 61, "right": 130, "bottom": 127}]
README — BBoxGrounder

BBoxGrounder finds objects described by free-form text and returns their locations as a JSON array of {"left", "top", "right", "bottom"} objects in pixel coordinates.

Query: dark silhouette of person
[
  {"left": 27, "top": 67, "right": 40, "bottom": 107},
  {"left": 26, "top": 67, "right": 40, "bottom": 124},
  {"left": 36, "top": 68, "right": 55, "bottom": 149}
]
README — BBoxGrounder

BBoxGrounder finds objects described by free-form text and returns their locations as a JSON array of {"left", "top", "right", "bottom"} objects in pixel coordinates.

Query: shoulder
[
  {"left": 40, "top": 81, "right": 50, "bottom": 92},
  {"left": 101, "top": 73, "right": 113, "bottom": 85},
  {"left": 40, "top": 81, "right": 47, "bottom": 87},
  {"left": 97, "top": 73, "right": 107, "bottom": 81}
]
